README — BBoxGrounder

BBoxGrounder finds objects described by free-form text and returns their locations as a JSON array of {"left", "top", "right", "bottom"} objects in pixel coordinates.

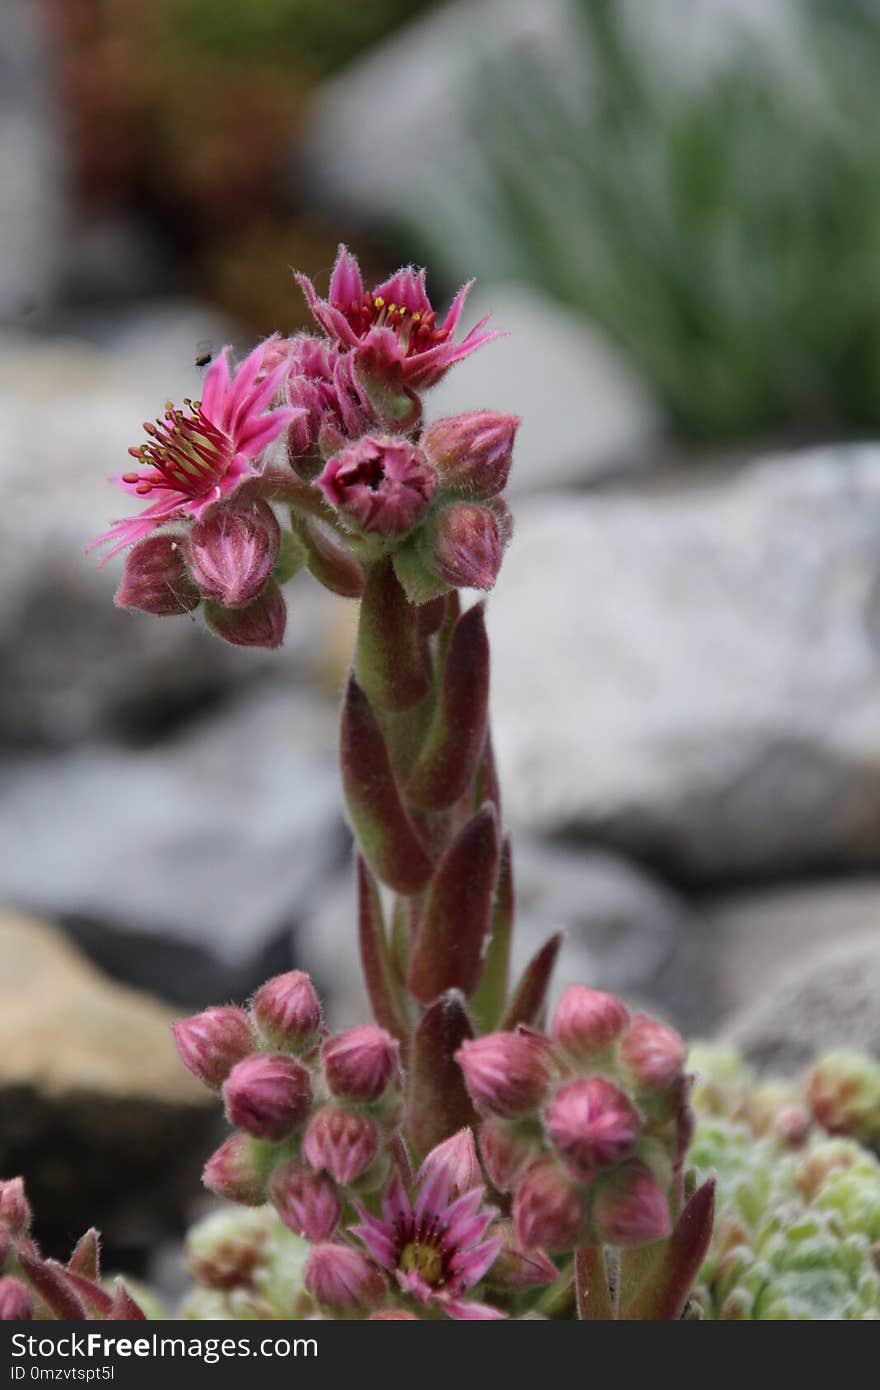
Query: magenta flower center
[
  {"left": 336, "top": 292, "right": 450, "bottom": 358},
  {"left": 123, "top": 399, "right": 234, "bottom": 500}
]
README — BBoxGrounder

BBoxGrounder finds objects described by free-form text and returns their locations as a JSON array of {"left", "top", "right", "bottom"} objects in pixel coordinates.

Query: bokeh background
[{"left": 3, "top": 0, "right": 880, "bottom": 1288}]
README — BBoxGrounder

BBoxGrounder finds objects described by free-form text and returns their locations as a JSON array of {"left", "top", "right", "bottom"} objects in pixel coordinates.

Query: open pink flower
[
  {"left": 92, "top": 341, "right": 300, "bottom": 560},
  {"left": 351, "top": 1137, "right": 504, "bottom": 1320},
  {"left": 297, "top": 245, "right": 500, "bottom": 390}
]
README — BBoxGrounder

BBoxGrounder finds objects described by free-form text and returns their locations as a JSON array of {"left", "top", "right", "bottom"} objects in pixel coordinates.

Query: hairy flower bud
[
  {"left": 544, "top": 1078, "right": 641, "bottom": 1177},
  {"left": 317, "top": 436, "right": 437, "bottom": 538},
  {"left": 0, "top": 1275, "right": 34, "bottom": 1321},
  {"left": 305, "top": 1242, "right": 385, "bottom": 1312},
  {"left": 222, "top": 1053, "right": 312, "bottom": 1141},
  {"left": 619, "top": 1015, "right": 687, "bottom": 1092},
  {"left": 202, "top": 1133, "right": 271, "bottom": 1206},
  {"left": 487, "top": 1223, "right": 558, "bottom": 1290},
  {"left": 513, "top": 1158, "right": 585, "bottom": 1253},
  {"left": 269, "top": 1161, "right": 341, "bottom": 1242},
  {"left": 203, "top": 580, "right": 286, "bottom": 650},
  {"left": 172, "top": 1006, "right": 254, "bottom": 1090},
  {"left": 552, "top": 986, "right": 630, "bottom": 1062},
  {"left": 114, "top": 533, "right": 200, "bottom": 616},
  {"left": 250, "top": 971, "right": 323, "bottom": 1054},
  {"left": 418, "top": 1127, "right": 482, "bottom": 1201},
  {"left": 0, "top": 1179, "right": 31, "bottom": 1238},
  {"left": 323, "top": 1026, "right": 400, "bottom": 1104},
  {"left": 591, "top": 1160, "right": 671, "bottom": 1246},
  {"left": 479, "top": 1117, "right": 542, "bottom": 1193},
  {"left": 456, "top": 1031, "right": 553, "bottom": 1117},
  {"left": 303, "top": 1105, "right": 380, "bottom": 1186},
  {"left": 187, "top": 500, "right": 280, "bottom": 608},
  {"left": 431, "top": 502, "right": 505, "bottom": 591},
  {"left": 422, "top": 411, "right": 519, "bottom": 499}
]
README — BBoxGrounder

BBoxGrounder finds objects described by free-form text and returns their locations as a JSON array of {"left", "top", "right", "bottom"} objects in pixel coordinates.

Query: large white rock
[{"left": 489, "top": 447, "right": 880, "bottom": 879}]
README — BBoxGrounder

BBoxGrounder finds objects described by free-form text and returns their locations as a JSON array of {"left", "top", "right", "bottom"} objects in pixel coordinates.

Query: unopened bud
[
  {"left": 202, "top": 1133, "right": 271, "bottom": 1206},
  {"left": 431, "top": 502, "right": 504, "bottom": 591},
  {"left": 552, "top": 986, "right": 629, "bottom": 1062},
  {"left": 591, "top": 1160, "right": 671, "bottom": 1246},
  {"left": 418, "top": 1128, "right": 482, "bottom": 1201},
  {"left": 544, "top": 1078, "right": 641, "bottom": 1177},
  {"left": 303, "top": 1105, "right": 380, "bottom": 1186},
  {"left": 269, "top": 1162, "right": 341, "bottom": 1242},
  {"left": 305, "top": 1243, "right": 385, "bottom": 1312},
  {"left": 323, "top": 1026, "right": 400, "bottom": 1104},
  {"left": 479, "top": 1117, "right": 542, "bottom": 1193},
  {"left": 513, "top": 1158, "right": 585, "bottom": 1253},
  {"left": 317, "top": 436, "right": 437, "bottom": 538},
  {"left": 0, "top": 1179, "right": 31, "bottom": 1238},
  {"left": 422, "top": 411, "right": 519, "bottom": 499},
  {"left": 619, "top": 1015, "right": 686, "bottom": 1092},
  {"left": 456, "top": 1030, "right": 553, "bottom": 1117},
  {"left": 250, "top": 971, "right": 323, "bottom": 1054},
  {"left": 0, "top": 1276, "right": 34, "bottom": 1320},
  {"left": 487, "top": 1223, "right": 558, "bottom": 1290},
  {"left": 203, "top": 580, "right": 286, "bottom": 650},
  {"left": 188, "top": 501, "right": 280, "bottom": 609},
  {"left": 222, "top": 1053, "right": 312, "bottom": 1141},
  {"left": 172, "top": 1006, "right": 254, "bottom": 1089},
  {"left": 115, "top": 533, "right": 199, "bottom": 616},
  {"left": 806, "top": 1050, "right": 880, "bottom": 1144}
]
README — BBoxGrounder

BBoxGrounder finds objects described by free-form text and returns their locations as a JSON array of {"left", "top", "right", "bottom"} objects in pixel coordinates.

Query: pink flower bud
[
  {"left": 317, "top": 436, "right": 437, "bottom": 538},
  {"left": 114, "top": 533, "right": 200, "bottom": 616},
  {"left": 479, "top": 1117, "right": 542, "bottom": 1193},
  {"left": 418, "top": 1128, "right": 482, "bottom": 1201},
  {"left": 188, "top": 500, "right": 280, "bottom": 609},
  {"left": 251, "top": 971, "right": 323, "bottom": 1054},
  {"left": 0, "top": 1179, "right": 30, "bottom": 1240},
  {"left": 488, "top": 1223, "right": 558, "bottom": 1290},
  {"left": 305, "top": 1242, "right": 385, "bottom": 1311},
  {"left": 431, "top": 502, "right": 504, "bottom": 591},
  {"left": 456, "top": 1030, "right": 553, "bottom": 1117},
  {"left": 552, "top": 986, "right": 630, "bottom": 1061},
  {"left": 619, "top": 1015, "right": 687, "bottom": 1092},
  {"left": 303, "top": 1104, "right": 380, "bottom": 1185},
  {"left": 323, "top": 1026, "right": 400, "bottom": 1103},
  {"left": 513, "top": 1158, "right": 585, "bottom": 1253},
  {"left": 203, "top": 580, "right": 286, "bottom": 649},
  {"left": 544, "top": 1078, "right": 641, "bottom": 1177},
  {"left": 422, "top": 411, "right": 519, "bottom": 499},
  {"left": 222, "top": 1053, "right": 312, "bottom": 1141},
  {"left": 0, "top": 1275, "right": 34, "bottom": 1321},
  {"left": 202, "top": 1133, "right": 270, "bottom": 1206},
  {"left": 591, "top": 1160, "right": 671, "bottom": 1246},
  {"left": 269, "top": 1161, "right": 342, "bottom": 1242},
  {"left": 172, "top": 1006, "right": 254, "bottom": 1089}
]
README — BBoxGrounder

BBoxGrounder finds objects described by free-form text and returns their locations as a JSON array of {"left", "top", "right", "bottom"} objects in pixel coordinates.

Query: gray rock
[
  {"left": 708, "top": 878, "right": 880, "bottom": 1016},
  {"left": 297, "top": 839, "right": 709, "bottom": 1033},
  {"left": 0, "top": 321, "right": 340, "bottom": 745},
  {"left": 489, "top": 448, "right": 880, "bottom": 881},
  {"left": 0, "top": 686, "right": 347, "bottom": 967},
  {"left": 0, "top": 1, "right": 63, "bottom": 323},
  {"left": 424, "top": 284, "right": 658, "bottom": 491},
  {"left": 0, "top": 909, "right": 215, "bottom": 1260},
  {"left": 719, "top": 932, "right": 880, "bottom": 1072}
]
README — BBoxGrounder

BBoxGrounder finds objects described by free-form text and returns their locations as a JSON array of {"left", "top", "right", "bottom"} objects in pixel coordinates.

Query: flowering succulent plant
[{"left": 6, "top": 245, "right": 872, "bottom": 1324}]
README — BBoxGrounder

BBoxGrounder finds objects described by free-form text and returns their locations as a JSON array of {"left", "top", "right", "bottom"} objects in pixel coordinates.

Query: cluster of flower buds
[
  {"left": 688, "top": 1044, "right": 880, "bottom": 1319},
  {"left": 94, "top": 247, "right": 519, "bottom": 646},
  {"left": 174, "top": 971, "right": 403, "bottom": 1245},
  {"left": 0, "top": 1177, "right": 145, "bottom": 1321},
  {"left": 456, "top": 989, "right": 695, "bottom": 1255}
]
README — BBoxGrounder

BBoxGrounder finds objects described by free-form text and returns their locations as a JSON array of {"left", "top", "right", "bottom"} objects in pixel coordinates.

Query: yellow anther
[
  {"left": 412, "top": 312, "right": 421, "bottom": 323},
  {"left": 374, "top": 296, "right": 385, "bottom": 309}
]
